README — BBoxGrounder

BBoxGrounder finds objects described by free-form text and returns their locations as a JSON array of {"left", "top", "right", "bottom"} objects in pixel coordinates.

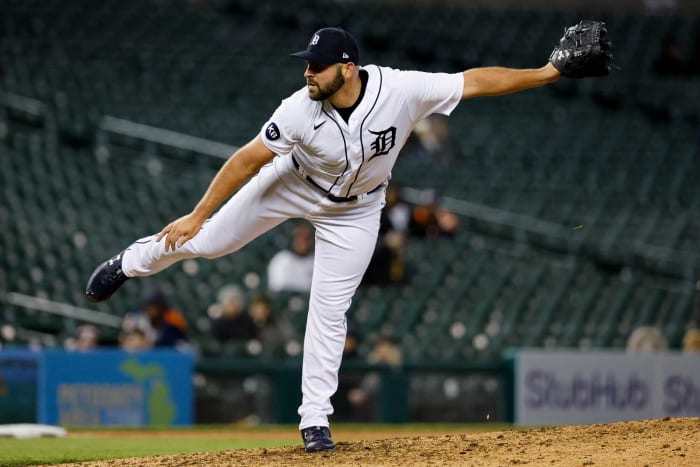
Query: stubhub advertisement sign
[
  {"left": 515, "top": 351, "right": 700, "bottom": 425},
  {"left": 651, "top": 353, "right": 700, "bottom": 417}
]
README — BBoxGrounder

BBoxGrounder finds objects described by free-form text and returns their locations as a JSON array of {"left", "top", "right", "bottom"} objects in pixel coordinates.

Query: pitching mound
[{"left": 58, "top": 417, "right": 698, "bottom": 466}]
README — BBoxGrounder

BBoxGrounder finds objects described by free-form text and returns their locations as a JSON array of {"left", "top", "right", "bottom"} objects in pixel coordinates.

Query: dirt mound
[{"left": 57, "top": 417, "right": 699, "bottom": 466}]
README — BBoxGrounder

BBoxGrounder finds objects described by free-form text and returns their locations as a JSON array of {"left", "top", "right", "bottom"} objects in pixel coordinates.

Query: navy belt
[{"left": 292, "top": 155, "right": 385, "bottom": 203}]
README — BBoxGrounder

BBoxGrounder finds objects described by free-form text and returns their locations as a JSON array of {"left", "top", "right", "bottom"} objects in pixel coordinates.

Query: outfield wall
[{"left": 3, "top": 349, "right": 699, "bottom": 426}]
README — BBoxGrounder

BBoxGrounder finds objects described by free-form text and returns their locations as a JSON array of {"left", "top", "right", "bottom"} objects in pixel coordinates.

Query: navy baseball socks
[
  {"left": 301, "top": 426, "right": 336, "bottom": 452},
  {"left": 85, "top": 251, "right": 130, "bottom": 303}
]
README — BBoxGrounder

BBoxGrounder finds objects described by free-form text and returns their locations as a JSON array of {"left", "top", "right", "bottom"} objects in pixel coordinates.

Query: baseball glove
[{"left": 549, "top": 20, "right": 613, "bottom": 78}]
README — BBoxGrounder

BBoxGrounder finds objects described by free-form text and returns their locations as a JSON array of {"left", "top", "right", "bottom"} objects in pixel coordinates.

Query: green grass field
[
  {"left": 0, "top": 437, "right": 296, "bottom": 466},
  {"left": 0, "top": 433, "right": 294, "bottom": 466},
  {"left": 0, "top": 424, "right": 507, "bottom": 466}
]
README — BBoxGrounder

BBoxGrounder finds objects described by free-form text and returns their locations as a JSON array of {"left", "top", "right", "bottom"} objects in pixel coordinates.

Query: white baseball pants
[{"left": 121, "top": 154, "right": 385, "bottom": 429}]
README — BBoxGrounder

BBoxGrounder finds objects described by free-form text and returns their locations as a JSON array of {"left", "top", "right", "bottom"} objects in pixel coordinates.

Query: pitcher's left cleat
[
  {"left": 301, "top": 426, "right": 336, "bottom": 452},
  {"left": 85, "top": 251, "right": 129, "bottom": 302}
]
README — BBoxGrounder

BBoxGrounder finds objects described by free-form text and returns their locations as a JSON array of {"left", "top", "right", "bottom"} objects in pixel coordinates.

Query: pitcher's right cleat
[
  {"left": 85, "top": 251, "right": 129, "bottom": 302},
  {"left": 301, "top": 426, "right": 336, "bottom": 452}
]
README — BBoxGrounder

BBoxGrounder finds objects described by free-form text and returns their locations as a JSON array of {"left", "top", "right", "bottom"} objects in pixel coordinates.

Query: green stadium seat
[{"left": 1, "top": 0, "right": 698, "bottom": 361}]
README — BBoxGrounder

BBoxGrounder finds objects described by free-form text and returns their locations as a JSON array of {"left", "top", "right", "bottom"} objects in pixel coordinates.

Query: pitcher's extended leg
[{"left": 86, "top": 162, "right": 304, "bottom": 302}]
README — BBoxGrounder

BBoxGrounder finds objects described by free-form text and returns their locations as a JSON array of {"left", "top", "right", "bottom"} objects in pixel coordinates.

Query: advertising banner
[
  {"left": 651, "top": 353, "right": 700, "bottom": 418},
  {"left": 515, "top": 351, "right": 700, "bottom": 425},
  {"left": 38, "top": 350, "right": 193, "bottom": 426}
]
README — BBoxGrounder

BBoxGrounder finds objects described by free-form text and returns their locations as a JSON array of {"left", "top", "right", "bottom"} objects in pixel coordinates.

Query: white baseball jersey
[{"left": 261, "top": 65, "right": 463, "bottom": 197}]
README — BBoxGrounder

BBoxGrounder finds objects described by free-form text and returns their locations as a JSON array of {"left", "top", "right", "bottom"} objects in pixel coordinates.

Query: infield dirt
[{"left": 54, "top": 417, "right": 698, "bottom": 466}]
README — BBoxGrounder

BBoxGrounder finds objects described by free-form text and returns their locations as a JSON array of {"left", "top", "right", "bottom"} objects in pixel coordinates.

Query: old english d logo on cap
[{"left": 290, "top": 27, "right": 360, "bottom": 65}]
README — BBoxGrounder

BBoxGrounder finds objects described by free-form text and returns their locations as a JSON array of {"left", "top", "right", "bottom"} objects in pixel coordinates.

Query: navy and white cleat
[
  {"left": 301, "top": 426, "right": 336, "bottom": 452},
  {"left": 85, "top": 251, "right": 129, "bottom": 302}
]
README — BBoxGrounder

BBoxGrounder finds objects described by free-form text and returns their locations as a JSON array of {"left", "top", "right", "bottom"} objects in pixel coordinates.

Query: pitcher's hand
[{"left": 157, "top": 212, "right": 207, "bottom": 252}]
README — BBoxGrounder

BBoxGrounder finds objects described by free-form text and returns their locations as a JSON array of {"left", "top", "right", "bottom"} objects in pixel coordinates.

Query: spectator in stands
[
  {"left": 412, "top": 114, "right": 463, "bottom": 166},
  {"left": 267, "top": 222, "right": 315, "bottom": 293},
  {"left": 209, "top": 284, "right": 257, "bottom": 342},
  {"left": 119, "top": 329, "right": 151, "bottom": 352},
  {"left": 246, "top": 294, "right": 294, "bottom": 352},
  {"left": 248, "top": 295, "right": 273, "bottom": 337},
  {"left": 409, "top": 190, "right": 459, "bottom": 240},
  {"left": 122, "top": 289, "right": 188, "bottom": 348},
  {"left": 625, "top": 326, "right": 669, "bottom": 353},
  {"left": 362, "top": 230, "right": 408, "bottom": 286},
  {"left": 682, "top": 328, "right": 700, "bottom": 353},
  {"left": 383, "top": 185, "right": 411, "bottom": 235},
  {"left": 435, "top": 206, "right": 460, "bottom": 238},
  {"left": 344, "top": 334, "right": 404, "bottom": 419},
  {"left": 363, "top": 185, "right": 412, "bottom": 286},
  {"left": 65, "top": 324, "right": 100, "bottom": 351},
  {"left": 367, "top": 334, "right": 403, "bottom": 366},
  {"left": 343, "top": 328, "right": 361, "bottom": 360}
]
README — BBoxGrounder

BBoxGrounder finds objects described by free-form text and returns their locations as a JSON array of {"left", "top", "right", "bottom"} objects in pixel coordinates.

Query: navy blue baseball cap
[{"left": 290, "top": 27, "right": 360, "bottom": 64}]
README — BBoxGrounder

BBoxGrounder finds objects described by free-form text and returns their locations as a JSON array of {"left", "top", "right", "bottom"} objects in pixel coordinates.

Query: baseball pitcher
[{"left": 86, "top": 24, "right": 612, "bottom": 451}]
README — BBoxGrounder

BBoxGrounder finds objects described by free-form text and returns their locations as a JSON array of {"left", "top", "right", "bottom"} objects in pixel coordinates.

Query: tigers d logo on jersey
[
  {"left": 369, "top": 126, "right": 396, "bottom": 158},
  {"left": 265, "top": 122, "right": 281, "bottom": 141}
]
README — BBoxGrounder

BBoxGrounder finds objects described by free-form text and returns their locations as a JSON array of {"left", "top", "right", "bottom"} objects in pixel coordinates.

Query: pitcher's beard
[{"left": 308, "top": 68, "right": 345, "bottom": 101}]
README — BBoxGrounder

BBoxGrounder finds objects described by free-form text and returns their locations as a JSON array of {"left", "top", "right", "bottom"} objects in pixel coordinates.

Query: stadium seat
[{"left": 1, "top": 0, "right": 698, "bottom": 362}]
